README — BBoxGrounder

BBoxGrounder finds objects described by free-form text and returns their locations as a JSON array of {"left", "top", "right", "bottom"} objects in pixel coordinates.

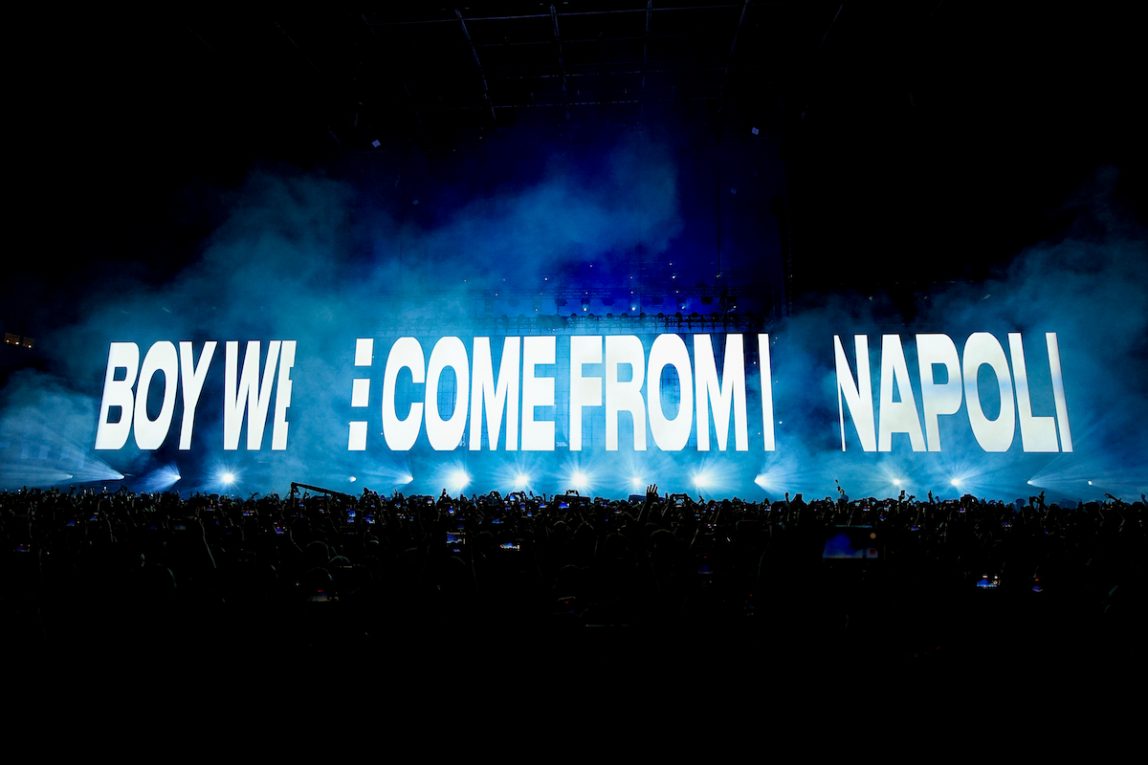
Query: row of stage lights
[
  {"left": 111, "top": 464, "right": 1109, "bottom": 500},
  {"left": 134, "top": 466, "right": 713, "bottom": 494}
]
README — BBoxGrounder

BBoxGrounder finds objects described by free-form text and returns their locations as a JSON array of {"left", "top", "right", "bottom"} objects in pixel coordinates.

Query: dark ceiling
[{"left": 8, "top": 1, "right": 1145, "bottom": 324}]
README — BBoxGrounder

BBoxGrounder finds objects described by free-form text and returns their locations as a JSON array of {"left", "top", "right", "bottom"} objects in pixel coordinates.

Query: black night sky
[{"left": 7, "top": 2, "right": 1143, "bottom": 336}]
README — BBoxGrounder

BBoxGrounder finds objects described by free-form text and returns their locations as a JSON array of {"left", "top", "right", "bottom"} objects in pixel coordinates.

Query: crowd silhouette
[{"left": 2, "top": 484, "right": 1144, "bottom": 687}]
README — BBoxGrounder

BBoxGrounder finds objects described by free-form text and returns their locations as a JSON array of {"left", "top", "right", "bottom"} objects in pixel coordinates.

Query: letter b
[{"left": 95, "top": 342, "right": 140, "bottom": 449}]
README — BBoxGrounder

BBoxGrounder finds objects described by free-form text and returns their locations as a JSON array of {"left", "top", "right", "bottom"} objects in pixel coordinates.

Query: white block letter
[
  {"left": 694, "top": 334, "right": 748, "bottom": 451},
  {"left": 917, "top": 334, "right": 962, "bottom": 452},
  {"left": 963, "top": 333, "right": 1014, "bottom": 452},
  {"left": 425, "top": 337, "right": 469, "bottom": 451},
  {"left": 469, "top": 337, "right": 520, "bottom": 450},
  {"left": 382, "top": 337, "right": 425, "bottom": 451},
  {"left": 134, "top": 341, "right": 178, "bottom": 450},
  {"left": 605, "top": 335, "right": 646, "bottom": 451},
  {"left": 835, "top": 335, "right": 875, "bottom": 452},
  {"left": 521, "top": 336, "right": 556, "bottom": 451},
  {"left": 648, "top": 334, "right": 693, "bottom": 451},
  {"left": 95, "top": 342, "right": 139, "bottom": 450}
]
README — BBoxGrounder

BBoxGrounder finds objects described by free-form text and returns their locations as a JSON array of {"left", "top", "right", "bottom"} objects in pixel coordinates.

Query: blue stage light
[{"left": 447, "top": 468, "right": 470, "bottom": 493}]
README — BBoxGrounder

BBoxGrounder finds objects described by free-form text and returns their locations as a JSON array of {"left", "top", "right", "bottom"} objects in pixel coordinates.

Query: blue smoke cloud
[{"left": 0, "top": 133, "right": 1143, "bottom": 503}]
